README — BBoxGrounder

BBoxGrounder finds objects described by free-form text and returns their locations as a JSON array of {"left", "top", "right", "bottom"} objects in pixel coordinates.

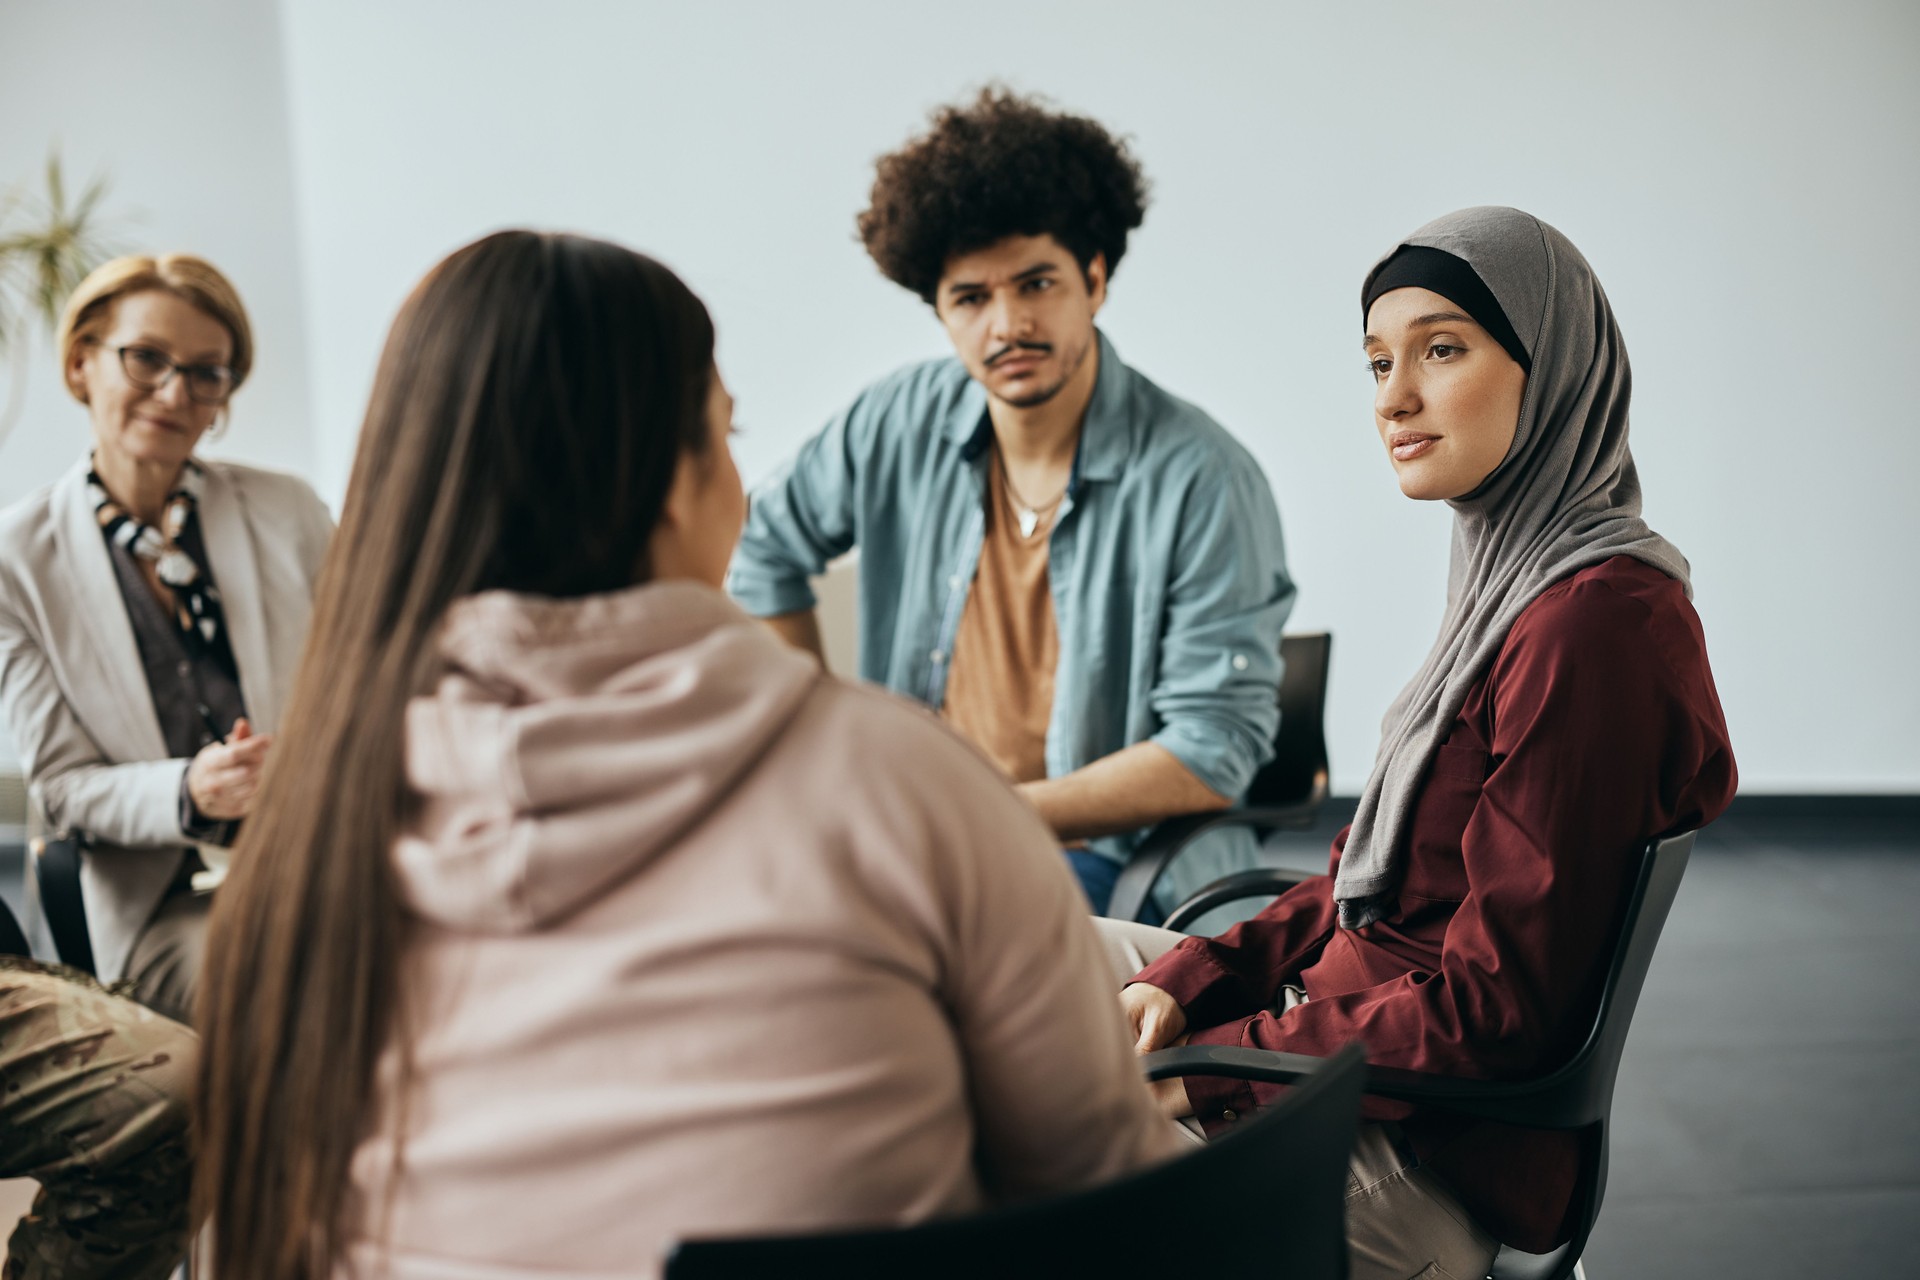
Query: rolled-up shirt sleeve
[
  {"left": 726, "top": 397, "right": 869, "bottom": 619},
  {"left": 1147, "top": 454, "right": 1294, "bottom": 799}
]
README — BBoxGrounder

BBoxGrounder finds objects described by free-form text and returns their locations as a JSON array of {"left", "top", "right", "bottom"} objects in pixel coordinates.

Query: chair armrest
[
  {"left": 1160, "top": 867, "right": 1318, "bottom": 932},
  {"left": 1109, "top": 802, "right": 1322, "bottom": 924},
  {"left": 1143, "top": 1043, "right": 1336, "bottom": 1085},
  {"left": 1141, "top": 1044, "right": 1590, "bottom": 1129}
]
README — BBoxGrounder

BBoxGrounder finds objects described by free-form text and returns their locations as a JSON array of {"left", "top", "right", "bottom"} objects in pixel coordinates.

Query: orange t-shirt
[{"left": 941, "top": 451, "right": 1059, "bottom": 784}]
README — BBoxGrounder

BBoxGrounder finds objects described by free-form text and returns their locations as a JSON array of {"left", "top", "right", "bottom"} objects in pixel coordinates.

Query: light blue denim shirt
[{"left": 728, "top": 332, "right": 1295, "bottom": 899}]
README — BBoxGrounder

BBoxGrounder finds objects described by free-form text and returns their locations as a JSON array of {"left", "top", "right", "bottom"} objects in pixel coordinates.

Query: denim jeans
[{"left": 1064, "top": 848, "right": 1122, "bottom": 916}]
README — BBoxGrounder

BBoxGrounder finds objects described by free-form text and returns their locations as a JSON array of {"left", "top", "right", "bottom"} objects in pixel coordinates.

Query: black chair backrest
[
  {"left": 1485, "top": 831, "right": 1695, "bottom": 1280},
  {"left": 0, "top": 899, "right": 30, "bottom": 958},
  {"left": 1246, "top": 631, "right": 1331, "bottom": 810},
  {"left": 1561, "top": 830, "right": 1695, "bottom": 1127},
  {"left": 32, "top": 835, "right": 96, "bottom": 975},
  {"left": 1497, "top": 832, "right": 1697, "bottom": 1280},
  {"left": 1442, "top": 830, "right": 1694, "bottom": 1133},
  {"left": 665, "top": 1042, "right": 1367, "bottom": 1280}
]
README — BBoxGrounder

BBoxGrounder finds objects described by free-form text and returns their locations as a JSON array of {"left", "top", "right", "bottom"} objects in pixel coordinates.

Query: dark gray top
[{"left": 105, "top": 516, "right": 247, "bottom": 847}]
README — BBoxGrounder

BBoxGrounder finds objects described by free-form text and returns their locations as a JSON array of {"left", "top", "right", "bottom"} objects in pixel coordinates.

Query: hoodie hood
[{"left": 395, "top": 581, "right": 819, "bottom": 932}]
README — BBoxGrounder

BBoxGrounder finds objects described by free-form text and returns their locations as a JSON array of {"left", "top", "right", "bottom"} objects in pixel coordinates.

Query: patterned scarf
[{"left": 88, "top": 459, "right": 228, "bottom": 653}]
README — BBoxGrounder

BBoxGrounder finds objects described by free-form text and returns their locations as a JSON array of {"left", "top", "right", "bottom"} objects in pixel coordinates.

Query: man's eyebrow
[{"left": 945, "top": 261, "right": 1061, "bottom": 295}]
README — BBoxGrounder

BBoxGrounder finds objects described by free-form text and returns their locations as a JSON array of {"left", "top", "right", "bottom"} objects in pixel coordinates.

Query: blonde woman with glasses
[{"left": 0, "top": 253, "right": 333, "bottom": 1020}]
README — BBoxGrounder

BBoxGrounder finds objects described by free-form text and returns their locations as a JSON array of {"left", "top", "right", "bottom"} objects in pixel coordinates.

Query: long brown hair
[{"left": 194, "top": 231, "right": 715, "bottom": 1277}]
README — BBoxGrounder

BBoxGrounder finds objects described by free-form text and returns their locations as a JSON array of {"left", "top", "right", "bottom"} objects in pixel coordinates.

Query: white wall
[
  {"left": 275, "top": 0, "right": 1920, "bottom": 793},
  {"left": 0, "top": 0, "right": 314, "bottom": 764},
  {"left": 0, "top": 0, "right": 314, "bottom": 503},
  {"left": 8, "top": 0, "right": 1918, "bottom": 792}
]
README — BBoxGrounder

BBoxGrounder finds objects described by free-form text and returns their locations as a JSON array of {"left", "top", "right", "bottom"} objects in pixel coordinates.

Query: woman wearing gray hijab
[{"left": 1102, "top": 207, "right": 1737, "bottom": 1277}]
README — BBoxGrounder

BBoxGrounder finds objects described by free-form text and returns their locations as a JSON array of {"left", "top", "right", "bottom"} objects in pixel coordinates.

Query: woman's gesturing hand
[{"left": 186, "top": 717, "right": 274, "bottom": 821}]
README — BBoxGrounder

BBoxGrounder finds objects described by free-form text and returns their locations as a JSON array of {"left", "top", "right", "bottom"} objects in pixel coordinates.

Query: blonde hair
[{"left": 58, "top": 253, "right": 254, "bottom": 401}]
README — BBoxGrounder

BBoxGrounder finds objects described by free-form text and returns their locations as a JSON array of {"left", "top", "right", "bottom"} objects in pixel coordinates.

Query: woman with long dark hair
[
  {"left": 195, "top": 231, "right": 1179, "bottom": 1279},
  {"left": 1105, "top": 207, "right": 1738, "bottom": 1278}
]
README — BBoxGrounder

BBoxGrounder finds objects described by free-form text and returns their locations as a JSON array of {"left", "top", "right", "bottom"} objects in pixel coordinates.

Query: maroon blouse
[{"left": 1134, "top": 556, "right": 1737, "bottom": 1251}]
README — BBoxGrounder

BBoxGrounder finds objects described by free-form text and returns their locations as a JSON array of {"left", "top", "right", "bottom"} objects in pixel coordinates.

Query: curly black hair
[{"left": 858, "top": 88, "right": 1150, "bottom": 305}]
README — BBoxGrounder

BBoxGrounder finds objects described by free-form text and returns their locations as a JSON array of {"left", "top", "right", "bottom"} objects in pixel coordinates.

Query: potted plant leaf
[{"left": 0, "top": 154, "right": 119, "bottom": 448}]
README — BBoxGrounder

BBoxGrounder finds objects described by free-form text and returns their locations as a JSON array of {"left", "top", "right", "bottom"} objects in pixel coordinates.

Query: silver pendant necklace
[
  {"left": 999, "top": 455, "right": 1068, "bottom": 539},
  {"left": 1006, "top": 466, "right": 1067, "bottom": 537}
]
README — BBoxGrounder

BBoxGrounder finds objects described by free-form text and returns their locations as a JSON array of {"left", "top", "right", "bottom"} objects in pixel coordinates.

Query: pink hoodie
[{"left": 343, "top": 582, "right": 1181, "bottom": 1278}]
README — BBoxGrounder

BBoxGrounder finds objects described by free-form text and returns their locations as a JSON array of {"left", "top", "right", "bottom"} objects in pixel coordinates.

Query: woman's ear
[{"left": 64, "top": 346, "right": 92, "bottom": 405}]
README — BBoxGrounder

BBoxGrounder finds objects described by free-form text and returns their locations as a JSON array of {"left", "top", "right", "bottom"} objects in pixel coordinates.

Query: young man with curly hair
[{"left": 728, "top": 89, "right": 1294, "bottom": 916}]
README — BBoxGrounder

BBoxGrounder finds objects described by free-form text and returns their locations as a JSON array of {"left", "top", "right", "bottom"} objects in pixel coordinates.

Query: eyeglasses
[{"left": 113, "top": 345, "right": 236, "bottom": 406}]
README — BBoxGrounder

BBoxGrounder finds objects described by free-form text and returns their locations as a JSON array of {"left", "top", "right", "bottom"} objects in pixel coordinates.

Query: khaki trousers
[
  {"left": 1098, "top": 919, "right": 1500, "bottom": 1280},
  {"left": 124, "top": 888, "right": 211, "bottom": 1026},
  {"left": 0, "top": 958, "right": 196, "bottom": 1279}
]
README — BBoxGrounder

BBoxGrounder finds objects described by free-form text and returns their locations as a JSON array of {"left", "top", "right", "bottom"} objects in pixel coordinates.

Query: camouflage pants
[{"left": 0, "top": 958, "right": 194, "bottom": 1280}]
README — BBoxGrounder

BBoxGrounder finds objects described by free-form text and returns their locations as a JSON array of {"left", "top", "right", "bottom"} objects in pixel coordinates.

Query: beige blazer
[{"left": 0, "top": 455, "right": 332, "bottom": 981}]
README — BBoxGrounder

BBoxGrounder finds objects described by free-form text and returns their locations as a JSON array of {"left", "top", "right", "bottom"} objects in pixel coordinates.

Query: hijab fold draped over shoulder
[{"left": 1335, "top": 206, "right": 1691, "bottom": 930}]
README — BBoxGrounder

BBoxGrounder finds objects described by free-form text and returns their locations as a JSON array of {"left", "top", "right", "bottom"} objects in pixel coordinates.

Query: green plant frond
[
  {"left": 43, "top": 154, "right": 66, "bottom": 216},
  {"left": 0, "top": 150, "right": 120, "bottom": 351},
  {"left": 73, "top": 175, "right": 108, "bottom": 224}
]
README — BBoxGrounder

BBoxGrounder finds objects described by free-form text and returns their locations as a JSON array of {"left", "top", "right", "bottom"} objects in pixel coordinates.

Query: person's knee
[
  {"left": 74, "top": 992, "right": 198, "bottom": 1176},
  {"left": 127, "top": 896, "right": 210, "bottom": 1025},
  {"left": 109, "top": 1005, "right": 198, "bottom": 1153},
  {"left": 1092, "top": 917, "right": 1190, "bottom": 985},
  {"left": 0, "top": 966, "right": 196, "bottom": 1183},
  {"left": 1343, "top": 1126, "right": 1498, "bottom": 1280},
  {"left": 0, "top": 984, "right": 196, "bottom": 1280}
]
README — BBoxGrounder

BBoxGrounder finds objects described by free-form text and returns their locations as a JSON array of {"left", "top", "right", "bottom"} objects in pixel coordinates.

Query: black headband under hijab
[
  {"left": 1336, "top": 205, "right": 1690, "bottom": 932},
  {"left": 1362, "top": 245, "right": 1532, "bottom": 373}
]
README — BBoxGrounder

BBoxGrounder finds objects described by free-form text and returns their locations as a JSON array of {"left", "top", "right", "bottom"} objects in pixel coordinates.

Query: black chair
[
  {"left": 664, "top": 1042, "right": 1367, "bottom": 1280},
  {"left": 1109, "top": 631, "right": 1332, "bottom": 925},
  {"left": 30, "top": 835, "right": 95, "bottom": 975},
  {"left": 1146, "top": 831, "right": 1698, "bottom": 1280},
  {"left": 0, "top": 899, "right": 30, "bottom": 958},
  {"left": 0, "top": 771, "right": 28, "bottom": 958}
]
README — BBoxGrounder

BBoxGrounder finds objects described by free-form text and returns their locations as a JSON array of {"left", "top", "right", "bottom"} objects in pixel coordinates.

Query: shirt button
[
  {"left": 930, "top": 650, "right": 946, "bottom": 664},
  {"left": 1221, "top": 1108, "right": 1238, "bottom": 1122},
  {"left": 177, "top": 660, "right": 192, "bottom": 677},
  {"left": 1231, "top": 654, "right": 1249, "bottom": 671},
  {"left": 947, "top": 575, "right": 961, "bottom": 590}
]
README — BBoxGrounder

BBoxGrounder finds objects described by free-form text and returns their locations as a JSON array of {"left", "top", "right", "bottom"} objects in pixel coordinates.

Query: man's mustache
[{"left": 985, "top": 341, "right": 1053, "bottom": 367}]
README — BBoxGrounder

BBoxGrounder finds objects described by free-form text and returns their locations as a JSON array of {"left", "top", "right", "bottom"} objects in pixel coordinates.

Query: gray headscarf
[{"left": 1333, "top": 206, "right": 1691, "bottom": 930}]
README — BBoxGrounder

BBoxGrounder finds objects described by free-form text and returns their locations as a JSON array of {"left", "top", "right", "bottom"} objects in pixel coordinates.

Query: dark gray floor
[
  {"left": 1590, "top": 809, "right": 1920, "bottom": 1278},
  {"left": 1251, "top": 802, "right": 1920, "bottom": 1279},
  {"left": 5, "top": 805, "right": 1915, "bottom": 1277}
]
